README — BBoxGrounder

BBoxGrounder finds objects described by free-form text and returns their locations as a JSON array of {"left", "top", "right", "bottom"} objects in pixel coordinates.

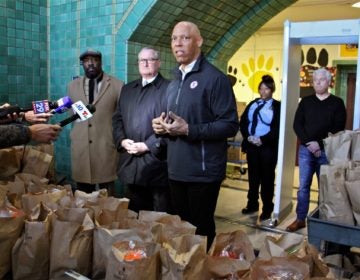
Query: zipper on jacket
[
  {"left": 175, "top": 79, "right": 184, "bottom": 106},
  {"left": 201, "top": 141, "right": 206, "bottom": 171}
]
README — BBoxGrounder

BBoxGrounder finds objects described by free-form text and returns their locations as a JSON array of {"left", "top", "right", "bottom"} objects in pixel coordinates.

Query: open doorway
[
  {"left": 346, "top": 73, "right": 356, "bottom": 129},
  {"left": 335, "top": 64, "right": 357, "bottom": 130}
]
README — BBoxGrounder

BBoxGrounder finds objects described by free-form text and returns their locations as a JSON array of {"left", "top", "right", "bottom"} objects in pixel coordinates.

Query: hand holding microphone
[
  {"left": 0, "top": 103, "right": 19, "bottom": 124},
  {"left": 24, "top": 111, "right": 53, "bottom": 123},
  {"left": 0, "top": 96, "right": 73, "bottom": 124},
  {"left": 29, "top": 124, "right": 62, "bottom": 143}
]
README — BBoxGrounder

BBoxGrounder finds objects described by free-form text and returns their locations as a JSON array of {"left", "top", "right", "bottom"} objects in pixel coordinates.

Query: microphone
[
  {"left": 33, "top": 96, "right": 73, "bottom": 114},
  {"left": 0, "top": 96, "right": 73, "bottom": 119},
  {"left": 58, "top": 104, "right": 96, "bottom": 127},
  {"left": 49, "top": 96, "right": 73, "bottom": 114}
]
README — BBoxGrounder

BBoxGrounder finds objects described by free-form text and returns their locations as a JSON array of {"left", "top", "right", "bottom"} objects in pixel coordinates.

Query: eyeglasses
[
  {"left": 138, "top": 58, "right": 159, "bottom": 64},
  {"left": 171, "top": 35, "right": 191, "bottom": 43}
]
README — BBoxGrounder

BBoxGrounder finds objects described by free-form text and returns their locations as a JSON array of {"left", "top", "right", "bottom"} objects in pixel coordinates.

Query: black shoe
[
  {"left": 259, "top": 212, "right": 271, "bottom": 221},
  {"left": 242, "top": 206, "right": 259, "bottom": 214}
]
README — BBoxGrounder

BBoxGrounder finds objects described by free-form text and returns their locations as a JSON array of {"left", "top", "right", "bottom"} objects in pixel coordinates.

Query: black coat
[
  {"left": 112, "top": 73, "right": 170, "bottom": 186},
  {"left": 165, "top": 54, "right": 239, "bottom": 183},
  {"left": 239, "top": 98, "right": 281, "bottom": 153}
]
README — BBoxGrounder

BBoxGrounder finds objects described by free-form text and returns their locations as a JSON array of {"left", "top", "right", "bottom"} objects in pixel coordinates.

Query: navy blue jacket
[{"left": 166, "top": 54, "right": 239, "bottom": 183}]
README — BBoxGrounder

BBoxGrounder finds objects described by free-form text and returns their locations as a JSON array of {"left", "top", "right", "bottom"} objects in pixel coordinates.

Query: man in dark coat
[
  {"left": 152, "top": 22, "right": 239, "bottom": 249},
  {"left": 112, "top": 47, "right": 171, "bottom": 212}
]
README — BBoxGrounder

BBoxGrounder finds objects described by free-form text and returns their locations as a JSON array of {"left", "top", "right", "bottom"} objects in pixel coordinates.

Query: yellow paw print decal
[{"left": 241, "top": 54, "right": 274, "bottom": 93}]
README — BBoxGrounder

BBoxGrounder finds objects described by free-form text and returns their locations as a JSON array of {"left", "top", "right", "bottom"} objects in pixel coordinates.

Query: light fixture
[{"left": 352, "top": 1, "right": 360, "bottom": 8}]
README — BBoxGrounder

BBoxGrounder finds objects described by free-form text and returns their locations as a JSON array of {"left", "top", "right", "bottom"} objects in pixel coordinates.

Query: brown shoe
[{"left": 286, "top": 219, "right": 306, "bottom": 232}]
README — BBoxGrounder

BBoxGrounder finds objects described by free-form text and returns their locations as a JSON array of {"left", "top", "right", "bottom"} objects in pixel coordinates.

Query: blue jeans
[{"left": 296, "top": 145, "right": 328, "bottom": 220}]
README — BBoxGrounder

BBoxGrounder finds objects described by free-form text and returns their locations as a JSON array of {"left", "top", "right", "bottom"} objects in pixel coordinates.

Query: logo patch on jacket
[{"left": 190, "top": 81, "right": 198, "bottom": 89}]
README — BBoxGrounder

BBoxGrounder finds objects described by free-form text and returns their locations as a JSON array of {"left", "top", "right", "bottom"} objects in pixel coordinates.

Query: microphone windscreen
[{"left": 52, "top": 96, "right": 73, "bottom": 114}]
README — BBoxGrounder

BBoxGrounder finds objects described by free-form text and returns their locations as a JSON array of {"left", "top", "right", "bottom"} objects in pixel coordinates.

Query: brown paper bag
[
  {"left": 350, "top": 130, "right": 360, "bottom": 161},
  {"left": 0, "top": 181, "right": 26, "bottom": 209},
  {"left": 346, "top": 161, "right": 360, "bottom": 181},
  {"left": 138, "top": 211, "right": 197, "bottom": 243},
  {"left": 15, "top": 172, "right": 49, "bottom": 193},
  {"left": 21, "top": 188, "right": 68, "bottom": 215},
  {"left": 0, "top": 189, "right": 25, "bottom": 279},
  {"left": 0, "top": 146, "right": 23, "bottom": 180},
  {"left": 250, "top": 257, "right": 310, "bottom": 280},
  {"left": 90, "top": 196, "right": 129, "bottom": 211},
  {"left": 27, "top": 143, "right": 55, "bottom": 180},
  {"left": 109, "top": 217, "right": 163, "bottom": 244},
  {"left": 125, "top": 219, "right": 163, "bottom": 243},
  {"left": 49, "top": 208, "right": 94, "bottom": 279},
  {"left": 12, "top": 202, "right": 52, "bottom": 280},
  {"left": 92, "top": 204, "right": 152, "bottom": 279},
  {"left": 323, "top": 130, "right": 352, "bottom": 165},
  {"left": 345, "top": 162, "right": 360, "bottom": 225},
  {"left": 203, "top": 255, "right": 251, "bottom": 280},
  {"left": 86, "top": 196, "right": 129, "bottom": 218},
  {"left": 345, "top": 190, "right": 360, "bottom": 224},
  {"left": 22, "top": 146, "right": 53, "bottom": 178},
  {"left": 294, "top": 241, "right": 331, "bottom": 278},
  {"left": 160, "top": 221, "right": 197, "bottom": 244},
  {"left": 208, "top": 230, "right": 256, "bottom": 263},
  {"left": 345, "top": 164, "right": 360, "bottom": 225},
  {"left": 92, "top": 226, "right": 151, "bottom": 279},
  {"left": 138, "top": 210, "right": 176, "bottom": 222},
  {"left": 318, "top": 164, "right": 354, "bottom": 225},
  {"left": 74, "top": 188, "right": 108, "bottom": 207},
  {"left": 257, "top": 233, "right": 305, "bottom": 260},
  {"left": 105, "top": 240, "right": 161, "bottom": 280},
  {"left": 160, "top": 234, "right": 207, "bottom": 280}
]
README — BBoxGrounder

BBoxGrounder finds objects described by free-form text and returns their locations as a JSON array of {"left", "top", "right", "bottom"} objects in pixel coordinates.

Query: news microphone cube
[{"left": 32, "top": 100, "right": 50, "bottom": 114}]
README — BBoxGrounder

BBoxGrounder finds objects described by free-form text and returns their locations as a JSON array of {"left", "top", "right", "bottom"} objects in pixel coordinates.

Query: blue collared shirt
[{"left": 248, "top": 98, "right": 274, "bottom": 137}]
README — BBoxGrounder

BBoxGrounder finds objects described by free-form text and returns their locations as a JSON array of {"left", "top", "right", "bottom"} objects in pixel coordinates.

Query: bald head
[
  {"left": 171, "top": 21, "right": 203, "bottom": 67},
  {"left": 173, "top": 21, "right": 202, "bottom": 38}
]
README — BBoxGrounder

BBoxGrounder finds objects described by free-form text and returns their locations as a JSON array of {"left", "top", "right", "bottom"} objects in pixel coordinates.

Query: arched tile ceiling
[{"left": 129, "top": 0, "right": 296, "bottom": 63}]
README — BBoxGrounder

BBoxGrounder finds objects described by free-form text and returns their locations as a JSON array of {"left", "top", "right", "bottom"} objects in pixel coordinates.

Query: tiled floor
[{"left": 214, "top": 166, "right": 318, "bottom": 251}]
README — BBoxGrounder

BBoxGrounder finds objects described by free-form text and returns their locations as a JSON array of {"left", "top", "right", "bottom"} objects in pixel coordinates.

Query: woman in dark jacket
[{"left": 239, "top": 75, "right": 281, "bottom": 221}]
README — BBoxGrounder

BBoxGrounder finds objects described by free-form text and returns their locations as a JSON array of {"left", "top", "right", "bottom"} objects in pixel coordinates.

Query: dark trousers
[
  {"left": 76, "top": 181, "right": 115, "bottom": 196},
  {"left": 125, "top": 184, "right": 172, "bottom": 213},
  {"left": 169, "top": 179, "right": 221, "bottom": 250},
  {"left": 246, "top": 144, "right": 277, "bottom": 214}
]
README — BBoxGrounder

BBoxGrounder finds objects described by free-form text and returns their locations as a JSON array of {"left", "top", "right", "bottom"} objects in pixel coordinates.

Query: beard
[{"left": 85, "top": 67, "right": 101, "bottom": 79}]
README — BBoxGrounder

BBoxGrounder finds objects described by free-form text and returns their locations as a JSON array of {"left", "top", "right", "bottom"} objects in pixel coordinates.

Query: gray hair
[
  {"left": 313, "top": 68, "right": 332, "bottom": 82},
  {"left": 138, "top": 47, "right": 160, "bottom": 60}
]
